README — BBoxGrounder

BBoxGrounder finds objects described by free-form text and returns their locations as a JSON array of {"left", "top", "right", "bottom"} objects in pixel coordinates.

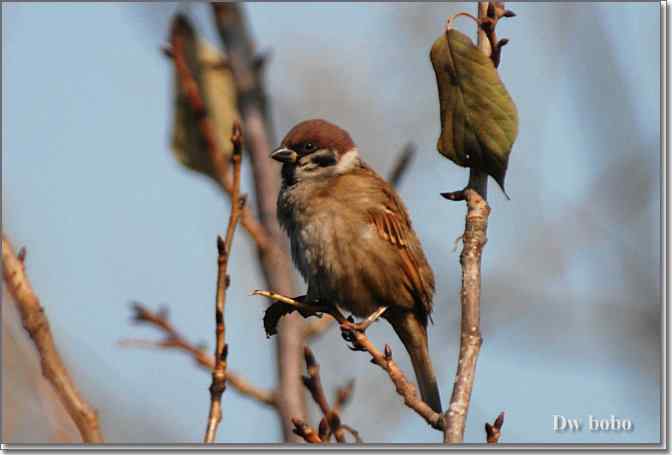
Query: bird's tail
[{"left": 388, "top": 311, "right": 442, "bottom": 414}]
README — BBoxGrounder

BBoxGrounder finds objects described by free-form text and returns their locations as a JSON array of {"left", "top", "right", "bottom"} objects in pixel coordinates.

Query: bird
[{"left": 271, "top": 119, "right": 442, "bottom": 413}]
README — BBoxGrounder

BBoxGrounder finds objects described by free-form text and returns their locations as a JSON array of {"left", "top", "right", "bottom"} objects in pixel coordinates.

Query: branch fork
[{"left": 293, "top": 347, "right": 361, "bottom": 444}]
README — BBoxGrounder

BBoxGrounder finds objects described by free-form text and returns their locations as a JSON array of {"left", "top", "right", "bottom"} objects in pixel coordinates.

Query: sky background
[{"left": 2, "top": 2, "right": 662, "bottom": 445}]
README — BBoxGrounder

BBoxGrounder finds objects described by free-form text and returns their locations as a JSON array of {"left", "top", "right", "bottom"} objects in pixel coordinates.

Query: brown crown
[{"left": 281, "top": 119, "right": 355, "bottom": 155}]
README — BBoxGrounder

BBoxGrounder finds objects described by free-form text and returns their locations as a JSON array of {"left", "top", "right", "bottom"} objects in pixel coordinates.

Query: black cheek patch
[{"left": 311, "top": 151, "right": 338, "bottom": 167}]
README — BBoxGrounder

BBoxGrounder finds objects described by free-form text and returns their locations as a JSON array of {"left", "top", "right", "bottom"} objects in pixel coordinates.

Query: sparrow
[{"left": 271, "top": 119, "right": 442, "bottom": 413}]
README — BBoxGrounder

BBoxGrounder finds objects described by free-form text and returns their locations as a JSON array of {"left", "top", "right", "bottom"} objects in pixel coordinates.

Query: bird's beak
[{"left": 270, "top": 146, "right": 298, "bottom": 163}]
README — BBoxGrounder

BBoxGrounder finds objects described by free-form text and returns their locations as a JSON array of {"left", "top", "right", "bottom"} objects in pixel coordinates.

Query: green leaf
[{"left": 430, "top": 28, "right": 518, "bottom": 190}]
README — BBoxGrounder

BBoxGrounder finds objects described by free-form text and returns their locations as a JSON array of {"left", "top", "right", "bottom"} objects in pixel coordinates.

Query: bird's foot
[
  {"left": 344, "top": 306, "right": 388, "bottom": 332},
  {"left": 339, "top": 307, "right": 388, "bottom": 348}
]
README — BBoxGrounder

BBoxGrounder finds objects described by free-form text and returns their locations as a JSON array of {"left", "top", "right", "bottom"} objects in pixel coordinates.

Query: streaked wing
[{"left": 367, "top": 195, "right": 433, "bottom": 314}]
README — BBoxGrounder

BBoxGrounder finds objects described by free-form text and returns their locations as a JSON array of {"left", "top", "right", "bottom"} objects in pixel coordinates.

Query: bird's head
[{"left": 271, "top": 119, "right": 360, "bottom": 184}]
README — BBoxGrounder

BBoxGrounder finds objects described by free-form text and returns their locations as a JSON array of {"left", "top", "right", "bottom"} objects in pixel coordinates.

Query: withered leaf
[
  {"left": 430, "top": 28, "right": 518, "bottom": 190},
  {"left": 263, "top": 302, "right": 297, "bottom": 337},
  {"left": 263, "top": 301, "right": 322, "bottom": 337},
  {"left": 170, "top": 15, "right": 238, "bottom": 182}
]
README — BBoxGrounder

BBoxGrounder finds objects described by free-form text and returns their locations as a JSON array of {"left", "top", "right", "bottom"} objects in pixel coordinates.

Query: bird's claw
[
  {"left": 340, "top": 318, "right": 363, "bottom": 350},
  {"left": 339, "top": 307, "right": 388, "bottom": 350},
  {"left": 341, "top": 330, "right": 366, "bottom": 351},
  {"left": 339, "top": 317, "right": 366, "bottom": 334}
]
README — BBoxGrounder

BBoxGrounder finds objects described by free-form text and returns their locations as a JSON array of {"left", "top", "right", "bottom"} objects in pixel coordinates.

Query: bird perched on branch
[{"left": 271, "top": 119, "right": 442, "bottom": 413}]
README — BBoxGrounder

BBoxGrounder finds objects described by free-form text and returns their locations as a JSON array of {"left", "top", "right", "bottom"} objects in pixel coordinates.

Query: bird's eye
[{"left": 304, "top": 143, "right": 315, "bottom": 152}]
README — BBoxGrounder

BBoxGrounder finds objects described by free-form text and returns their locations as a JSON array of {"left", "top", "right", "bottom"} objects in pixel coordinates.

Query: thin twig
[
  {"left": 302, "top": 347, "right": 331, "bottom": 416},
  {"left": 443, "top": 189, "right": 490, "bottom": 443},
  {"left": 170, "top": 15, "right": 272, "bottom": 254},
  {"left": 346, "top": 333, "right": 445, "bottom": 431},
  {"left": 445, "top": 11, "right": 481, "bottom": 30},
  {"left": 478, "top": 1, "right": 515, "bottom": 69},
  {"left": 254, "top": 292, "right": 444, "bottom": 433},
  {"left": 332, "top": 379, "right": 354, "bottom": 415},
  {"left": 300, "top": 347, "right": 359, "bottom": 443},
  {"left": 122, "top": 303, "right": 276, "bottom": 406},
  {"left": 1, "top": 235, "right": 104, "bottom": 443},
  {"left": 210, "top": 4, "right": 306, "bottom": 440},
  {"left": 204, "top": 123, "right": 246, "bottom": 443},
  {"left": 339, "top": 425, "right": 363, "bottom": 443}
]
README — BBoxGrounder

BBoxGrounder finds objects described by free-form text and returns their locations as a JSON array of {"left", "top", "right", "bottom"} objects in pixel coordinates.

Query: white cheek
[{"left": 334, "top": 148, "right": 360, "bottom": 174}]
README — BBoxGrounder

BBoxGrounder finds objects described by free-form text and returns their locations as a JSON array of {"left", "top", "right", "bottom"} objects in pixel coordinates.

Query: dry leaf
[
  {"left": 263, "top": 302, "right": 297, "bottom": 337},
  {"left": 170, "top": 15, "right": 238, "bottom": 182}
]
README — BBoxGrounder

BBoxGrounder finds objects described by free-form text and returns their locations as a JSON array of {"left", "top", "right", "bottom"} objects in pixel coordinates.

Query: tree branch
[
  {"left": 344, "top": 332, "right": 445, "bottom": 432},
  {"left": 442, "top": 189, "right": 490, "bottom": 443},
  {"left": 203, "top": 122, "right": 245, "bottom": 443},
  {"left": 253, "top": 292, "right": 443, "bottom": 434},
  {"left": 122, "top": 303, "right": 276, "bottom": 407},
  {"left": 301, "top": 347, "right": 331, "bottom": 418},
  {"left": 442, "top": 1, "right": 514, "bottom": 442},
  {"left": 210, "top": 3, "right": 306, "bottom": 441},
  {"left": 1, "top": 235, "right": 104, "bottom": 443}
]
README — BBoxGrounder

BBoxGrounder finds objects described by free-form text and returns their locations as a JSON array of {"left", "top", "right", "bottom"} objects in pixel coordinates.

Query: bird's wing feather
[{"left": 363, "top": 177, "right": 433, "bottom": 315}]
